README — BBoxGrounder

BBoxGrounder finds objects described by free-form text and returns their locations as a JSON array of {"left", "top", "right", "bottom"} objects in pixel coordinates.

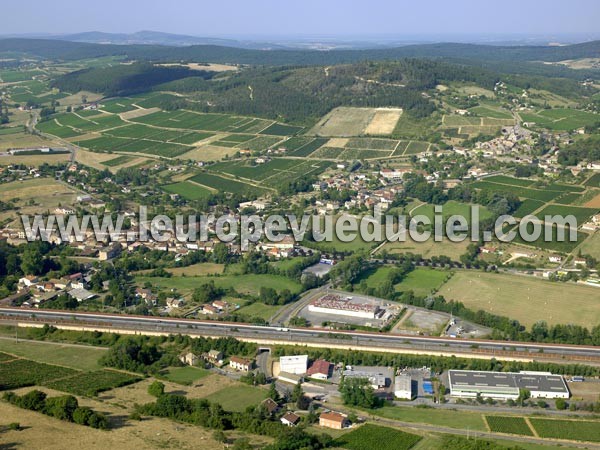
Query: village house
[
  {"left": 205, "top": 350, "right": 224, "bottom": 366},
  {"left": 229, "top": 356, "right": 254, "bottom": 372},
  {"left": 202, "top": 304, "right": 219, "bottom": 315},
  {"left": 18, "top": 275, "right": 39, "bottom": 287},
  {"left": 180, "top": 352, "right": 198, "bottom": 366},
  {"left": 166, "top": 297, "right": 185, "bottom": 308},
  {"left": 319, "top": 411, "right": 349, "bottom": 430},
  {"left": 261, "top": 398, "right": 280, "bottom": 416},
  {"left": 280, "top": 412, "right": 301, "bottom": 427}
]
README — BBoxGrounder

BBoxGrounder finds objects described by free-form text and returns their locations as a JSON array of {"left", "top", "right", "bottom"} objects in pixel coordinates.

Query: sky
[{"left": 3, "top": 0, "right": 600, "bottom": 40}]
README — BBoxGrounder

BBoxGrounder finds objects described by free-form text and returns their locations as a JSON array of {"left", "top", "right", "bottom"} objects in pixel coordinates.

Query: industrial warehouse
[
  {"left": 447, "top": 370, "right": 570, "bottom": 400},
  {"left": 308, "top": 294, "right": 382, "bottom": 319}
]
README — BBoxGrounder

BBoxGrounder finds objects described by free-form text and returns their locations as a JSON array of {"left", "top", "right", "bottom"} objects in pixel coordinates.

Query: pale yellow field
[
  {"left": 177, "top": 144, "right": 239, "bottom": 161},
  {"left": 379, "top": 237, "right": 470, "bottom": 261},
  {"left": 0, "top": 132, "right": 62, "bottom": 151},
  {"left": 75, "top": 149, "right": 118, "bottom": 169},
  {"left": 0, "top": 178, "right": 77, "bottom": 213},
  {"left": 326, "top": 137, "right": 349, "bottom": 147},
  {"left": 120, "top": 107, "right": 160, "bottom": 120},
  {"left": 438, "top": 271, "right": 600, "bottom": 328},
  {"left": 158, "top": 62, "right": 238, "bottom": 72},
  {"left": 3, "top": 381, "right": 271, "bottom": 450},
  {"left": 364, "top": 108, "right": 403, "bottom": 135},
  {"left": 578, "top": 231, "right": 600, "bottom": 259},
  {"left": 309, "top": 107, "right": 375, "bottom": 137},
  {"left": 0, "top": 153, "right": 69, "bottom": 166},
  {"left": 58, "top": 91, "right": 103, "bottom": 107}
]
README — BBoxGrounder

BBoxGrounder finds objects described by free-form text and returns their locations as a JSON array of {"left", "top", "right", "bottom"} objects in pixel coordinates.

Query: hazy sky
[{"left": 4, "top": 0, "right": 600, "bottom": 38}]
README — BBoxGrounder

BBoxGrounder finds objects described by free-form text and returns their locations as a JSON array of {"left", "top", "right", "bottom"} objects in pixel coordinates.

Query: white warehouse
[
  {"left": 394, "top": 374, "right": 412, "bottom": 400},
  {"left": 279, "top": 355, "right": 308, "bottom": 375},
  {"left": 448, "top": 370, "right": 569, "bottom": 400}
]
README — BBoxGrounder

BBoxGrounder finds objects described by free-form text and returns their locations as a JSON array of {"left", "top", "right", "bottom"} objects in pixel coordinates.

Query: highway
[{"left": 1, "top": 307, "right": 599, "bottom": 364}]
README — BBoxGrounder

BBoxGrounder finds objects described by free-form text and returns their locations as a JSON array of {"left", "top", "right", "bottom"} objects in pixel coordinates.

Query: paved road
[{"left": 1, "top": 307, "right": 600, "bottom": 365}]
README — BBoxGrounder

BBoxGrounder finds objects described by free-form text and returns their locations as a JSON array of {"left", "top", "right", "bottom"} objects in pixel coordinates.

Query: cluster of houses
[
  {"left": 179, "top": 349, "right": 351, "bottom": 429},
  {"left": 7, "top": 272, "right": 96, "bottom": 308}
]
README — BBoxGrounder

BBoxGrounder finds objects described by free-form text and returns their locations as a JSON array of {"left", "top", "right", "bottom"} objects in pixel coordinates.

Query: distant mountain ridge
[
  {"left": 0, "top": 37, "right": 599, "bottom": 67},
  {"left": 54, "top": 30, "right": 289, "bottom": 50}
]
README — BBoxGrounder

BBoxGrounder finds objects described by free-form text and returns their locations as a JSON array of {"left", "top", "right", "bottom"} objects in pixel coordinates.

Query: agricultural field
[
  {"left": 103, "top": 155, "right": 135, "bottom": 167},
  {"left": 411, "top": 200, "right": 493, "bottom": 222},
  {"left": 437, "top": 271, "right": 600, "bottom": 328},
  {"left": 584, "top": 173, "right": 600, "bottom": 188},
  {"left": 578, "top": 231, "right": 600, "bottom": 259},
  {"left": 513, "top": 199, "right": 545, "bottom": 218},
  {"left": 441, "top": 114, "right": 514, "bottom": 138},
  {"left": 235, "top": 301, "right": 282, "bottom": 321},
  {"left": 162, "top": 181, "right": 214, "bottom": 200},
  {"left": 204, "top": 384, "right": 267, "bottom": 412},
  {"left": 136, "top": 273, "right": 302, "bottom": 298},
  {"left": 520, "top": 108, "right": 600, "bottom": 131},
  {"left": 537, "top": 204, "right": 598, "bottom": 223},
  {"left": 485, "top": 416, "right": 534, "bottom": 436},
  {"left": 0, "top": 178, "right": 77, "bottom": 211},
  {"left": 379, "top": 236, "right": 471, "bottom": 261},
  {"left": 334, "top": 424, "right": 422, "bottom": 450},
  {"left": 364, "top": 108, "right": 404, "bottom": 135},
  {"left": 395, "top": 268, "right": 452, "bottom": 296},
  {"left": 310, "top": 107, "right": 377, "bottom": 136},
  {"left": 471, "top": 181, "right": 565, "bottom": 202},
  {"left": 284, "top": 137, "right": 328, "bottom": 156},
  {"left": 189, "top": 171, "right": 270, "bottom": 196},
  {"left": 210, "top": 158, "right": 331, "bottom": 189},
  {"left": 176, "top": 143, "right": 240, "bottom": 161},
  {"left": 43, "top": 369, "right": 141, "bottom": 396},
  {"left": 373, "top": 405, "right": 487, "bottom": 431},
  {"left": 0, "top": 359, "right": 78, "bottom": 390},
  {"left": 165, "top": 263, "right": 224, "bottom": 276},
  {"left": 130, "top": 110, "right": 273, "bottom": 134},
  {"left": 260, "top": 122, "right": 303, "bottom": 136},
  {"left": 511, "top": 225, "right": 587, "bottom": 253},
  {"left": 74, "top": 135, "right": 192, "bottom": 157},
  {"left": 0, "top": 339, "right": 105, "bottom": 371},
  {"left": 529, "top": 418, "right": 600, "bottom": 443},
  {"left": 160, "top": 366, "right": 210, "bottom": 385}
]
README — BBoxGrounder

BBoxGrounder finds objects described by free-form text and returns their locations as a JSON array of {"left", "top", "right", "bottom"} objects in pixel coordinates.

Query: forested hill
[
  {"left": 51, "top": 63, "right": 214, "bottom": 97},
  {"left": 2, "top": 37, "right": 600, "bottom": 66},
  {"left": 51, "top": 60, "right": 502, "bottom": 123}
]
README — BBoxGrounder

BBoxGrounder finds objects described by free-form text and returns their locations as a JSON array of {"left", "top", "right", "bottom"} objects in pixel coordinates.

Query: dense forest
[
  {"left": 51, "top": 63, "right": 214, "bottom": 97},
  {"left": 51, "top": 59, "right": 504, "bottom": 122}
]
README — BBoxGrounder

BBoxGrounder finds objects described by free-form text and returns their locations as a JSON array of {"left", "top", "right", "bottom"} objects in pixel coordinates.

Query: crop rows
[
  {"left": 334, "top": 424, "right": 422, "bottom": 450},
  {"left": 43, "top": 369, "right": 142, "bottom": 396},
  {"left": 0, "top": 359, "right": 78, "bottom": 390},
  {"left": 530, "top": 418, "right": 600, "bottom": 442},
  {"left": 485, "top": 416, "right": 533, "bottom": 436}
]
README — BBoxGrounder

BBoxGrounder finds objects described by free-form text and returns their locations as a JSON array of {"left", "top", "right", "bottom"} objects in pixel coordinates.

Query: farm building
[
  {"left": 448, "top": 370, "right": 569, "bottom": 400},
  {"left": 394, "top": 374, "right": 412, "bottom": 400},
  {"left": 319, "top": 411, "right": 350, "bottom": 430},
  {"left": 307, "top": 359, "right": 332, "bottom": 380},
  {"left": 279, "top": 355, "right": 308, "bottom": 375},
  {"left": 343, "top": 369, "right": 387, "bottom": 389},
  {"left": 308, "top": 294, "right": 381, "bottom": 319},
  {"left": 278, "top": 371, "right": 304, "bottom": 385}
]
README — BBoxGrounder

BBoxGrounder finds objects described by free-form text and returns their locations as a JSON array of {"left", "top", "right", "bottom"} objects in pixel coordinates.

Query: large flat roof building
[
  {"left": 394, "top": 374, "right": 412, "bottom": 400},
  {"left": 279, "top": 355, "right": 308, "bottom": 375},
  {"left": 308, "top": 294, "right": 381, "bottom": 319},
  {"left": 448, "top": 370, "right": 569, "bottom": 400}
]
